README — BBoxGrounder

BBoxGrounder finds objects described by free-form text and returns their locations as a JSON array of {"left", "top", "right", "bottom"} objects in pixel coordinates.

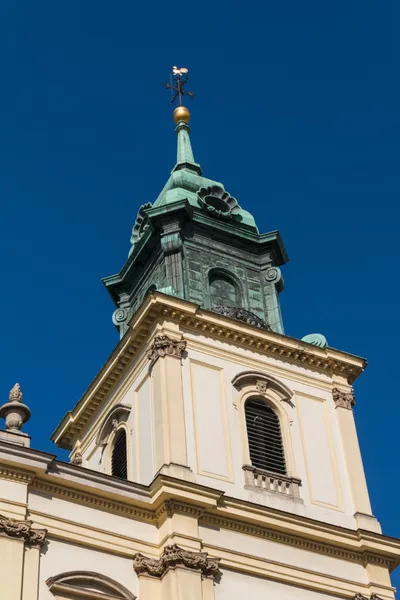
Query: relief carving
[
  {"left": 146, "top": 335, "right": 187, "bottom": 366},
  {"left": 133, "top": 544, "right": 220, "bottom": 579},
  {"left": 333, "top": 387, "right": 355, "bottom": 410},
  {"left": 256, "top": 380, "right": 268, "bottom": 394},
  {"left": 0, "top": 513, "right": 47, "bottom": 548}
]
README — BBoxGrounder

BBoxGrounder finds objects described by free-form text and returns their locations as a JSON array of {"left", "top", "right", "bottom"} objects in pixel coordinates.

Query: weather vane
[{"left": 162, "top": 66, "right": 195, "bottom": 107}]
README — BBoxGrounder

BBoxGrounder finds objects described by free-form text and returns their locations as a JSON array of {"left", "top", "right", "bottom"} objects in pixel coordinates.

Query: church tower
[
  {"left": 0, "top": 70, "right": 399, "bottom": 600},
  {"left": 103, "top": 103, "right": 286, "bottom": 338}
]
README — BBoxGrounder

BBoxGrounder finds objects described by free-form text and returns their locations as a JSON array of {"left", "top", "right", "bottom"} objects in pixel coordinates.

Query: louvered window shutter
[
  {"left": 111, "top": 429, "right": 128, "bottom": 480},
  {"left": 245, "top": 399, "right": 287, "bottom": 475}
]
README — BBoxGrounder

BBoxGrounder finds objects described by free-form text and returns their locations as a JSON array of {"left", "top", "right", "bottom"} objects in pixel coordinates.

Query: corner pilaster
[
  {"left": 147, "top": 331, "right": 192, "bottom": 479},
  {"left": 332, "top": 387, "right": 380, "bottom": 532},
  {"left": 0, "top": 513, "right": 47, "bottom": 600}
]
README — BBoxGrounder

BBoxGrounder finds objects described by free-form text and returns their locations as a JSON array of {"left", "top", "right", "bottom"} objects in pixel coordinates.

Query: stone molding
[
  {"left": 333, "top": 387, "right": 356, "bottom": 410},
  {"left": 47, "top": 570, "right": 136, "bottom": 600},
  {"left": 146, "top": 335, "right": 187, "bottom": 367},
  {"left": 133, "top": 544, "right": 220, "bottom": 579},
  {"left": 0, "top": 513, "right": 47, "bottom": 548},
  {"left": 354, "top": 595, "right": 383, "bottom": 600},
  {"left": 31, "top": 479, "right": 155, "bottom": 522},
  {"left": 28, "top": 474, "right": 396, "bottom": 570},
  {"left": 200, "top": 514, "right": 394, "bottom": 569},
  {"left": 155, "top": 500, "right": 204, "bottom": 522}
]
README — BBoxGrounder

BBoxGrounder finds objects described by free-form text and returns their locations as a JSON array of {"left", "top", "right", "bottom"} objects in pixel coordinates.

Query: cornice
[
  {"left": 200, "top": 514, "right": 394, "bottom": 570},
  {"left": 51, "top": 294, "right": 367, "bottom": 450},
  {"left": 0, "top": 465, "right": 35, "bottom": 484},
  {"left": 22, "top": 467, "right": 400, "bottom": 571},
  {"left": 31, "top": 478, "right": 156, "bottom": 523}
]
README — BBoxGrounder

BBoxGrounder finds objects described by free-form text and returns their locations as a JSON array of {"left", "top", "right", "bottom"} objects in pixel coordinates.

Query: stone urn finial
[{"left": 0, "top": 383, "right": 31, "bottom": 434}]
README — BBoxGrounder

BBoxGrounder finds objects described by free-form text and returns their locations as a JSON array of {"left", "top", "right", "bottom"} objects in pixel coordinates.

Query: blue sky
[{"left": 1, "top": 0, "right": 399, "bottom": 585}]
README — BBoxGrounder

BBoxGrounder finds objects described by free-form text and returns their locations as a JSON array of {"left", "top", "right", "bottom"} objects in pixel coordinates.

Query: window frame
[
  {"left": 106, "top": 422, "right": 132, "bottom": 481},
  {"left": 244, "top": 397, "right": 287, "bottom": 475},
  {"left": 232, "top": 371, "right": 298, "bottom": 480}
]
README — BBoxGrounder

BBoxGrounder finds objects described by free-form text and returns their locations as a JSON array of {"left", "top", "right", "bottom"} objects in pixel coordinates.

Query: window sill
[{"left": 243, "top": 464, "right": 302, "bottom": 499}]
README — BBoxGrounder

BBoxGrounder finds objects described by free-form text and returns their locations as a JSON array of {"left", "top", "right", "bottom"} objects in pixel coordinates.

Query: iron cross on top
[{"left": 162, "top": 66, "right": 195, "bottom": 106}]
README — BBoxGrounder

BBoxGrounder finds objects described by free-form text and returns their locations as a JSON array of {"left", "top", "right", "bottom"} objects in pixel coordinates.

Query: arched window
[
  {"left": 209, "top": 272, "right": 239, "bottom": 308},
  {"left": 111, "top": 429, "right": 128, "bottom": 480},
  {"left": 245, "top": 398, "right": 286, "bottom": 475}
]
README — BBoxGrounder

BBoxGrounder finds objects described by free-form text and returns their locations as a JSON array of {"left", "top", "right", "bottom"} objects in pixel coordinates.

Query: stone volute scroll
[{"left": 133, "top": 544, "right": 221, "bottom": 579}]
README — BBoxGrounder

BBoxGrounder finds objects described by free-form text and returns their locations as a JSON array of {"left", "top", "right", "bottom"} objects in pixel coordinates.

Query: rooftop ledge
[{"left": 51, "top": 292, "right": 367, "bottom": 450}]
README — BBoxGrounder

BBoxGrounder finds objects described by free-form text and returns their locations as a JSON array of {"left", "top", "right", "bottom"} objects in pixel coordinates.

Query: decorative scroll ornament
[
  {"left": 265, "top": 266, "right": 284, "bottom": 292},
  {"left": 301, "top": 333, "right": 328, "bottom": 349},
  {"left": 197, "top": 185, "right": 240, "bottom": 220},
  {"left": 129, "top": 202, "right": 152, "bottom": 255},
  {"left": 354, "top": 595, "right": 368, "bottom": 600},
  {"left": 146, "top": 335, "right": 187, "bottom": 367},
  {"left": 133, "top": 544, "right": 221, "bottom": 579},
  {"left": 112, "top": 308, "right": 129, "bottom": 326},
  {"left": 211, "top": 306, "right": 270, "bottom": 331},
  {"left": 333, "top": 387, "right": 355, "bottom": 410},
  {"left": 0, "top": 514, "right": 47, "bottom": 548},
  {"left": 0, "top": 383, "right": 31, "bottom": 433}
]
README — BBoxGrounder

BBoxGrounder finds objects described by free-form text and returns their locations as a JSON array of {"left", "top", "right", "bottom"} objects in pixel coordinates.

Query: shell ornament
[{"left": 197, "top": 185, "right": 240, "bottom": 220}]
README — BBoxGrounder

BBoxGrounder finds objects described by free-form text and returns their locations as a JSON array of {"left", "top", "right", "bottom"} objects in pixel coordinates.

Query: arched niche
[
  {"left": 208, "top": 268, "right": 243, "bottom": 309},
  {"left": 46, "top": 571, "right": 136, "bottom": 600}
]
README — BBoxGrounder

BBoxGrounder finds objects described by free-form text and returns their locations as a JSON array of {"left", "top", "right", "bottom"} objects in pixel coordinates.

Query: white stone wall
[
  {"left": 77, "top": 330, "right": 360, "bottom": 529},
  {"left": 215, "top": 570, "right": 343, "bottom": 600}
]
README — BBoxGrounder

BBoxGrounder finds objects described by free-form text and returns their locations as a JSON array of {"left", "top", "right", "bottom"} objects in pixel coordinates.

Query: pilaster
[
  {"left": 0, "top": 513, "right": 47, "bottom": 600},
  {"left": 332, "top": 386, "right": 380, "bottom": 532},
  {"left": 147, "top": 329, "right": 192, "bottom": 479}
]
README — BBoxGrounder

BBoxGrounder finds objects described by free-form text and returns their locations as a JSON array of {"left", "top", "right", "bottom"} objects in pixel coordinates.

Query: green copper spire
[
  {"left": 172, "top": 107, "right": 202, "bottom": 175},
  {"left": 103, "top": 70, "right": 288, "bottom": 340}
]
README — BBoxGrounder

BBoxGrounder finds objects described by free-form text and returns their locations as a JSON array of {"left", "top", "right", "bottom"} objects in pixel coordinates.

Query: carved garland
[
  {"left": 0, "top": 513, "right": 47, "bottom": 548},
  {"left": 146, "top": 335, "right": 187, "bottom": 367},
  {"left": 133, "top": 544, "right": 220, "bottom": 579},
  {"left": 333, "top": 387, "right": 355, "bottom": 410}
]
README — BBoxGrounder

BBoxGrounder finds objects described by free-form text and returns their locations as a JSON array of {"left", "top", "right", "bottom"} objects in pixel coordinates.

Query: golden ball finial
[{"left": 173, "top": 105, "right": 191, "bottom": 124}]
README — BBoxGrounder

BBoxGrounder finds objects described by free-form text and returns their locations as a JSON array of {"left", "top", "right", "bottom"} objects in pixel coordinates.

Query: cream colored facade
[{"left": 0, "top": 292, "right": 399, "bottom": 600}]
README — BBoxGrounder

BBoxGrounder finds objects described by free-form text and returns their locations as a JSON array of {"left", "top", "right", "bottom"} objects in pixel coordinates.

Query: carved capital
[
  {"left": 333, "top": 387, "right": 355, "bottom": 410},
  {"left": 133, "top": 544, "right": 220, "bottom": 579},
  {"left": 146, "top": 335, "right": 187, "bottom": 367},
  {"left": 0, "top": 513, "right": 47, "bottom": 548}
]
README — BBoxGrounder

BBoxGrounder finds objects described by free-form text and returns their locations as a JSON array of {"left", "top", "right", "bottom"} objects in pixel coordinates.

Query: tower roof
[{"left": 103, "top": 76, "right": 288, "bottom": 338}]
